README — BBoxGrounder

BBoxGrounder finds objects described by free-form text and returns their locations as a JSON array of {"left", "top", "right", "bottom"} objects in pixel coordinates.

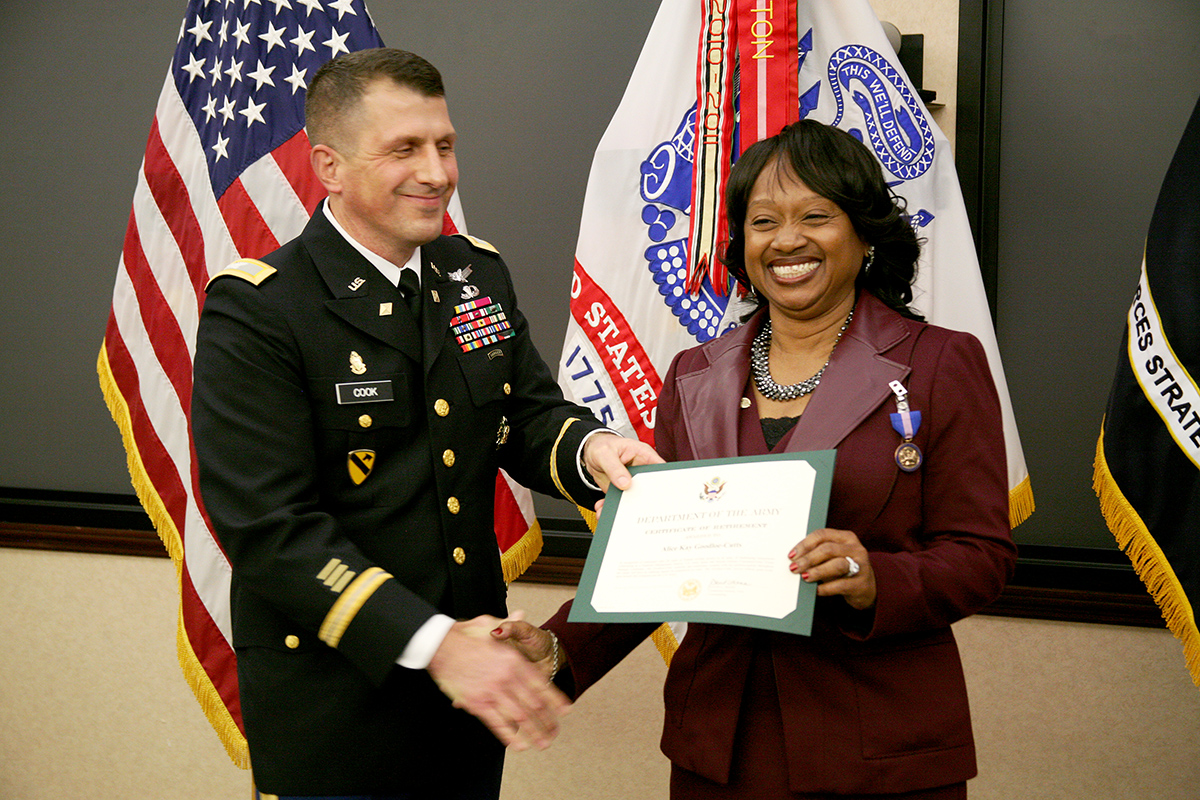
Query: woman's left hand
[{"left": 789, "top": 528, "right": 877, "bottom": 610}]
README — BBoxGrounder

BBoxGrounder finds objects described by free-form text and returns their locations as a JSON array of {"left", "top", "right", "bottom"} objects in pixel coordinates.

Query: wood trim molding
[
  {"left": 0, "top": 521, "right": 166, "bottom": 559},
  {"left": 2, "top": 518, "right": 1164, "bottom": 629}
]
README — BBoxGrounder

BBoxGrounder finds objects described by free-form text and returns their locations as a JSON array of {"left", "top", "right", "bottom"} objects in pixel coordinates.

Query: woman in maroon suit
[{"left": 498, "top": 120, "right": 1017, "bottom": 799}]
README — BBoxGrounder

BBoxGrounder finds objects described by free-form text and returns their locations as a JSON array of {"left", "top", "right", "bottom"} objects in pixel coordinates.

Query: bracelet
[{"left": 547, "top": 630, "right": 560, "bottom": 681}]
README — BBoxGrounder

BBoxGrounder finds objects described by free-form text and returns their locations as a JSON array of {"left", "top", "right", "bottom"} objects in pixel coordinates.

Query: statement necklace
[{"left": 751, "top": 309, "right": 854, "bottom": 402}]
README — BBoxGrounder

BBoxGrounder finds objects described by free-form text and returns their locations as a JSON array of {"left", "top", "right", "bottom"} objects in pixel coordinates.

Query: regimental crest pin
[
  {"left": 347, "top": 449, "right": 376, "bottom": 485},
  {"left": 495, "top": 415, "right": 510, "bottom": 447},
  {"left": 700, "top": 475, "right": 726, "bottom": 502},
  {"left": 349, "top": 351, "right": 367, "bottom": 375}
]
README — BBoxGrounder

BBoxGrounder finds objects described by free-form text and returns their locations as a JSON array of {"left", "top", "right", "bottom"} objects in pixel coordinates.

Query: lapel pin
[
  {"left": 348, "top": 277, "right": 366, "bottom": 292},
  {"left": 379, "top": 302, "right": 393, "bottom": 316},
  {"left": 349, "top": 351, "right": 367, "bottom": 375}
]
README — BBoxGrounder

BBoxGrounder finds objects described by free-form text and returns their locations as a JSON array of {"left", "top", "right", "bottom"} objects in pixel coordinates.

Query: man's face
[{"left": 328, "top": 79, "right": 458, "bottom": 264}]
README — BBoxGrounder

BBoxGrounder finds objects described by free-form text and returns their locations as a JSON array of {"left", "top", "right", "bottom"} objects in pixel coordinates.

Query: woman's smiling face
[{"left": 742, "top": 159, "right": 868, "bottom": 323}]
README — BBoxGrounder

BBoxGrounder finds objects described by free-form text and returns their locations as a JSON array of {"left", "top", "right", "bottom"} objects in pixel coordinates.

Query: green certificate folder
[{"left": 569, "top": 450, "right": 836, "bottom": 636}]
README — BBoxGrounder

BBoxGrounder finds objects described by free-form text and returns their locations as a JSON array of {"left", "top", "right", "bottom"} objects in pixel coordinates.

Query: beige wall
[
  {"left": 2, "top": 548, "right": 1198, "bottom": 799},
  {"left": 869, "top": 0, "right": 960, "bottom": 141}
]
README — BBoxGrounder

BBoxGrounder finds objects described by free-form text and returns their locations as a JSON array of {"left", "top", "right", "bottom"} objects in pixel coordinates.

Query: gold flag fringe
[
  {"left": 1093, "top": 423, "right": 1200, "bottom": 688},
  {"left": 651, "top": 623, "right": 680, "bottom": 666},
  {"left": 1009, "top": 474, "right": 1035, "bottom": 529},
  {"left": 97, "top": 344, "right": 252, "bottom": 767},
  {"left": 576, "top": 504, "right": 598, "bottom": 533},
  {"left": 501, "top": 520, "right": 543, "bottom": 585}
]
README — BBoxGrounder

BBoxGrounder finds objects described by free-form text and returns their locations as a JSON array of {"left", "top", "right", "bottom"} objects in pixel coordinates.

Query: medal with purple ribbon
[{"left": 888, "top": 380, "right": 923, "bottom": 472}]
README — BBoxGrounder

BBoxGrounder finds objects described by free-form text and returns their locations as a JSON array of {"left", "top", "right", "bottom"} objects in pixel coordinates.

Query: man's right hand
[{"left": 426, "top": 615, "right": 571, "bottom": 751}]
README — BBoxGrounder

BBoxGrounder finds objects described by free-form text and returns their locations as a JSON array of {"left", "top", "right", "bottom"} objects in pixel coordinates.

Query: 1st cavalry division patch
[{"left": 348, "top": 450, "right": 376, "bottom": 485}]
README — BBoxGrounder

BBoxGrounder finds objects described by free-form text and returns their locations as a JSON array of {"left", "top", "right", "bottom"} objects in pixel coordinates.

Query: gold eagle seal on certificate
[
  {"left": 700, "top": 476, "right": 726, "bottom": 501},
  {"left": 678, "top": 579, "right": 702, "bottom": 601}
]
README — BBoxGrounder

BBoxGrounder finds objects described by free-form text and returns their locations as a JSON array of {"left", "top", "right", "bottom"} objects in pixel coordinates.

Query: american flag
[{"left": 98, "top": 0, "right": 538, "bottom": 765}]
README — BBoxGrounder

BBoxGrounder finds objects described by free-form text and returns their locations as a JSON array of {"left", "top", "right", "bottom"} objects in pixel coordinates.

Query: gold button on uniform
[
  {"left": 452, "top": 547, "right": 466, "bottom": 565},
  {"left": 358, "top": 414, "right": 372, "bottom": 428},
  {"left": 740, "top": 397, "right": 751, "bottom": 409},
  {"left": 442, "top": 449, "right": 456, "bottom": 467},
  {"left": 285, "top": 635, "right": 300, "bottom": 649},
  {"left": 434, "top": 399, "right": 450, "bottom": 417},
  {"left": 447, "top": 497, "right": 460, "bottom": 514},
  {"left": 503, "top": 382, "right": 512, "bottom": 395}
]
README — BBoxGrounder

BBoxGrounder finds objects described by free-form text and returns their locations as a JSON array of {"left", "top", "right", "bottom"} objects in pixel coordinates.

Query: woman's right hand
[{"left": 492, "top": 616, "right": 562, "bottom": 680}]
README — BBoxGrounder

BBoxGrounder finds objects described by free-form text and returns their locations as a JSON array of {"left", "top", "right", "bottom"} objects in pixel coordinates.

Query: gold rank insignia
[
  {"left": 348, "top": 449, "right": 376, "bottom": 485},
  {"left": 205, "top": 258, "right": 277, "bottom": 289}
]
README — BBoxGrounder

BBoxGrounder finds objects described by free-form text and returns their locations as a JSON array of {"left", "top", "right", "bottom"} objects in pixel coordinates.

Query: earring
[{"left": 864, "top": 246, "right": 876, "bottom": 273}]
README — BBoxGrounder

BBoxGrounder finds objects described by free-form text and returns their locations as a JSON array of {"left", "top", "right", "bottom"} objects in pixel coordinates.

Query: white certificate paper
[{"left": 569, "top": 451, "right": 835, "bottom": 635}]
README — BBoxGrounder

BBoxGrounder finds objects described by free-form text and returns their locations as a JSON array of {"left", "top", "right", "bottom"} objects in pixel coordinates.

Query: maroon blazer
[{"left": 547, "top": 292, "right": 1017, "bottom": 794}]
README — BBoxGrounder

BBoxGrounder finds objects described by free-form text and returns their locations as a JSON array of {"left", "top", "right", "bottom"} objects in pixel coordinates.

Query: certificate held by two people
[{"left": 570, "top": 451, "right": 836, "bottom": 636}]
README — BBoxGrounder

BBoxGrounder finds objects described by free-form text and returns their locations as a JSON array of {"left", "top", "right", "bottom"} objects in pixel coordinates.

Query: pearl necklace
[{"left": 751, "top": 309, "right": 854, "bottom": 401}]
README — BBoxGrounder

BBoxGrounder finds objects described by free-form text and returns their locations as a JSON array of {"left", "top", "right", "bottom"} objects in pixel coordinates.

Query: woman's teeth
[{"left": 770, "top": 261, "right": 818, "bottom": 279}]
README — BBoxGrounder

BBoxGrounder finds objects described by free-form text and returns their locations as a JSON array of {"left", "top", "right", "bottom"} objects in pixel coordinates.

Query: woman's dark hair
[{"left": 721, "top": 119, "right": 923, "bottom": 320}]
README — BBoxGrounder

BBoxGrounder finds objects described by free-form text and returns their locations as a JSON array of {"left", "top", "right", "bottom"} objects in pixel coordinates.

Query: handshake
[
  {"left": 423, "top": 431, "right": 663, "bottom": 751},
  {"left": 426, "top": 612, "right": 568, "bottom": 752}
]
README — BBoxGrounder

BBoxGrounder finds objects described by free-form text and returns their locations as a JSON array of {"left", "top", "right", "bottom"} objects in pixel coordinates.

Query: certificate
[{"left": 569, "top": 450, "right": 835, "bottom": 635}]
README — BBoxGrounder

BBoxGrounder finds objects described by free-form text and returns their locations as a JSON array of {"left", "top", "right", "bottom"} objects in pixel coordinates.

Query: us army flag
[
  {"left": 558, "top": 0, "right": 1032, "bottom": 523},
  {"left": 559, "top": 0, "right": 1033, "bottom": 661},
  {"left": 1094, "top": 96, "right": 1200, "bottom": 687}
]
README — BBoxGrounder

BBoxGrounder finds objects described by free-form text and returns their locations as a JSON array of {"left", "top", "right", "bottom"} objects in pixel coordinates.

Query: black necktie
[{"left": 399, "top": 269, "right": 421, "bottom": 319}]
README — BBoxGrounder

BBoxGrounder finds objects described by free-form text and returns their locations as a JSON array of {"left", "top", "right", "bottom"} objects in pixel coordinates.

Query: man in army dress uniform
[{"left": 191, "top": 48, "right": 660, "bottom": 799}]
